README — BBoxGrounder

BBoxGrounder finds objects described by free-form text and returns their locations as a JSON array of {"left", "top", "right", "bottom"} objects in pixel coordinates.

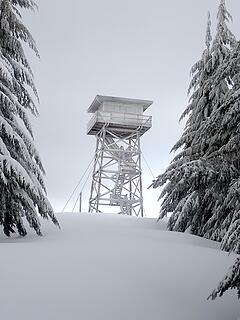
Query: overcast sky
[{"left": 23, "top": 0, "right": 240, "bottom": 217}]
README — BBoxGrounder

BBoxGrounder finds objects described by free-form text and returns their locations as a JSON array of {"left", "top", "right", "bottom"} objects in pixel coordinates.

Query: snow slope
[{"left": 0, "top": 213, "right": 239, "bottom": 320}]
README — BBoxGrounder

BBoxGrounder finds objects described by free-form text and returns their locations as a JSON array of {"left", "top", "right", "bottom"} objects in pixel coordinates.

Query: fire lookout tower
[{"left": 87, "top": 95, "right": 152, "bottom": 217}]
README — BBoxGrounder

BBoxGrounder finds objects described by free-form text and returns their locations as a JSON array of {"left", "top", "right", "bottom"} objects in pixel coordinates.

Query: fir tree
[
  {"left": 198, "top": 44, "right": 240, "bottom": 242},
  {"left": 0, "top": 0, "right": 59, "bottom": 236},
  {"left": 151, "top": 0, "right": 236, "bottom": 240},
  {"left": 209, "top": 258, "right": 240, "bottom": 299},
  {"left": 206, "top": 41, "right": 240, "bottom": 299}
]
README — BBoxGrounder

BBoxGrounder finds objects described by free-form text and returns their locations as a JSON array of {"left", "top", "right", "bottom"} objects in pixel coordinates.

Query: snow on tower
[{"left": 87, "top": 95, "right": 152, "bottom": 217}]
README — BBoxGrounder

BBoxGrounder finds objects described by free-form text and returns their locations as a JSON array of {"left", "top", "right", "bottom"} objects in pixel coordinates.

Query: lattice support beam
[{"left": 88, "top": 126, "right": 144, "bottom": 217}]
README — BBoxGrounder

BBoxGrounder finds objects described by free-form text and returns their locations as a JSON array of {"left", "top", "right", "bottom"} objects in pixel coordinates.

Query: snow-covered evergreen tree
[
  {"left": 0, "top": 0, "right": 59, "bottom": 236},
  {"left": 153, "top": 1, "right": 240, "bottom": 298},
  {"left": 204, "top": 41, "right": 240, "bottom": 299},
  {"left": 152, "top": 0, "right": 236, "bottom": 240},
  {"left": 198, "top": 43, "right": 240, "bottom": 242},
  {"left": 209, "top": 258, "right": 240, "bottom": 299}
]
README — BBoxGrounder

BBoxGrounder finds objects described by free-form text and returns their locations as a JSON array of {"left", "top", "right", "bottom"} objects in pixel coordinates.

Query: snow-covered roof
[{"left": 87, "top": 95, "right": 153, "bottom": 113}]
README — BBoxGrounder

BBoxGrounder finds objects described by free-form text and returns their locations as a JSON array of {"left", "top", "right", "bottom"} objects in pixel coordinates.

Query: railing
[{"left": 87, "top": 111, "right": 152, "bottom": 133}]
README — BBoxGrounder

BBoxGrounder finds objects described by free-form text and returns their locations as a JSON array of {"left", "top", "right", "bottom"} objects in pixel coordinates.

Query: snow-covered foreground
[{"left": 0, "top": 213, "right": 239, "bottom": 320}]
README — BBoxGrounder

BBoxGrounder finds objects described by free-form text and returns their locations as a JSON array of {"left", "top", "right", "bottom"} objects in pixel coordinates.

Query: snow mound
[{"left": 0, "top": 213, "right": 239, "bottom": 320}]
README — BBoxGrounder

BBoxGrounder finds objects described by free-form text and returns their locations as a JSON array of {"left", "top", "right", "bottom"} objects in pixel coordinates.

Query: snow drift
[{"left": 0, "top": 213, "right": 239, "bottom": 320}]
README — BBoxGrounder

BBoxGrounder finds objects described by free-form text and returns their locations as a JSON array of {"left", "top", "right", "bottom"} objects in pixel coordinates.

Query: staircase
[{"left": 106, "top": 136, "right": 136, "bottom": 215}]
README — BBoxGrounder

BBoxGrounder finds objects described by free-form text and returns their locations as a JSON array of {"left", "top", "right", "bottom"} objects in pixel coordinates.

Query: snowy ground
[{"left": 0, "top": 213, "right": 239, "bottom": 320}]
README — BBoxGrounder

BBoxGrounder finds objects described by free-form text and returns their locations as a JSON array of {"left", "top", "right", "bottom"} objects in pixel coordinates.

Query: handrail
[{"left": 87, "top": 111, "right": 152, "bottom": 133}]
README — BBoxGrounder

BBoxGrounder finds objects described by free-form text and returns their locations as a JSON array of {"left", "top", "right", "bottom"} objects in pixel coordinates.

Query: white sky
[{"left": 23, "top": 0, "right": 240, "bottom": 217}]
